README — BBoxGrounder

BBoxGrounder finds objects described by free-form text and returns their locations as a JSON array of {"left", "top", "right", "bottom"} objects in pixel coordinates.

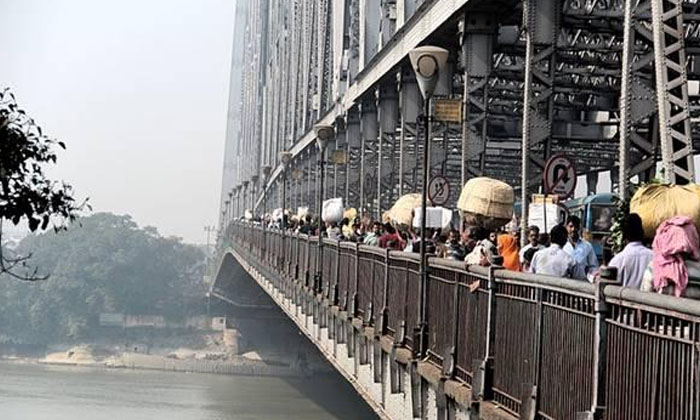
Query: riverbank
[{"left": 2, "top": 350, "right": 307, "bottom": 378}]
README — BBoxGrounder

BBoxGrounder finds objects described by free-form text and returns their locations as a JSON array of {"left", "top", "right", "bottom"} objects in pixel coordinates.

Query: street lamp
[
  {"left": 313, "top": 124, "right": 335, "bottom": 294},
  {"left": 279, "top": 151, "right": 293, "bottom": 231},
  {"left": 408, "top": 45, "right": 448, "bottom": 357}
]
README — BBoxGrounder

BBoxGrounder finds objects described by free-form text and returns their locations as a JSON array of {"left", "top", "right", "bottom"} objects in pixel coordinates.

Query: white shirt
[
  {"left": 608, "top": 241, "right": 653, "bottom": 289},
  {"left": 563, "top": 239, "right": 599, "bottom": 280},
  {"left": 519, "top": 243, "right": 544, "bottom": 263},
  {"left": 529, "top": 244, "right": 575, "bottom": 278}
]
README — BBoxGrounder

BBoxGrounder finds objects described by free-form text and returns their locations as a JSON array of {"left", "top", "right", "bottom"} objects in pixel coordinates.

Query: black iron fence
[{"left": 222, "top": 223, "right": 700, "bottom": 420}]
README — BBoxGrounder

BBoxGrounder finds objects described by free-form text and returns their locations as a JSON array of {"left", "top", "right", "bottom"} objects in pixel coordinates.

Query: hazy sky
[{"left": 0, "top": 0, "right": 235, "bottom": 244}]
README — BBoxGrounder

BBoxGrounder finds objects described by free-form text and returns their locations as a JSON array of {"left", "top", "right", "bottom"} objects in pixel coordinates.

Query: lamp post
[
  {"left": 313, "top": 124, "right": 335, "bottom": 294},
  {"left": 408, "top": 45, "right": 449, "bottom": 357},
  {"left": 279, "top": 152, "right": 292, "bottom": 231}
]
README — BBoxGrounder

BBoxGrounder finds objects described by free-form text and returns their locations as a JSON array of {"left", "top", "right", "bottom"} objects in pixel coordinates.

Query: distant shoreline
[{"left": 1, "top": 351, "right": 308, "bottom": 378}]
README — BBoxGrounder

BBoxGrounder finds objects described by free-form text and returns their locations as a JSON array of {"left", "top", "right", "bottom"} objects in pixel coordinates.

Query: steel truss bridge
[
  {"left": 216, "top": 2, "right": 700, "bottom": 417},
  {"left": 221, "top": 0, "right": 700, "bottom": 228}
]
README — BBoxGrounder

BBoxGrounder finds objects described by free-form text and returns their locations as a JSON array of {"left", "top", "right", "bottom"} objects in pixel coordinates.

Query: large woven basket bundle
[
  {"left": 386, "top": 193, "right": 432, "bottom": 226},
  {"left": 457, "top": 177, "right": 514, "bottom": 230},
  {"left": 630, "top": 183, "right": 700, "bottom": 239}
]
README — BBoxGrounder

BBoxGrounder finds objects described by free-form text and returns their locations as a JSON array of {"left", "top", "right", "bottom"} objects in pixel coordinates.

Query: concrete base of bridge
[{"left": 225, "top": 247, "right": 515, "bottom": 420}]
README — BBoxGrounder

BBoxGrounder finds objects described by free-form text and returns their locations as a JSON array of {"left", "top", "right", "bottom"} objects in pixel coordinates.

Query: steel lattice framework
[{"left": 219, "top": 0, "right": 700, "bottom": 231}]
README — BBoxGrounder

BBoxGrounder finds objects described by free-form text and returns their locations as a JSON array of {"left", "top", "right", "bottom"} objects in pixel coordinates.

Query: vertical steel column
[
  {"left": 346, "top": 108, "right": 362, "bottom": 209},
  {"left": 460, "top": 13, "right": 495, "bottom": 184},
  {"left": 335, "top": 120, "right": 348, "bottom": 204},
  {"left": 360, "top": 95, "right": 379, "bottom": 217},
  {"left": 316, "top": 0, "right": 330, "bottom": 119},
  {"left": 651, "top": 0, "right": 695, "bottom": 184},
  {"left": 360, "top": 0, "right": 381, "bottom": 69},
  {"left": 347, "top": 0, "right": 361, "bottom": 83},
  {"left": 619, "top": 0, "right": 658, "bottom": 200},
  {"left": 520, "top": 0, "right": 559, "bottom": 245},
  {"left": 377, "top": 81, "right": 400, "bottom": 220},
  {"left": 430, "top": 58, "right": 454, "bottom": 179},
  {"left": 398, "top": 68, "right": 421, "bottom": 195}
]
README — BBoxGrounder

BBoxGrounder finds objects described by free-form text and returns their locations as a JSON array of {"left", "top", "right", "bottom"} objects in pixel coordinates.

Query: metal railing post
[
  {"left": 577, "top": 267, "right": 616, "bottom": 420},
  {"left": 472, "top": 258, "right": 502, "bottom": 412}
]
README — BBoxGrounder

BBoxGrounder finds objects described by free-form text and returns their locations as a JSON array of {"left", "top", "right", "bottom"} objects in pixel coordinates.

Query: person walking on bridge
[
  {"left": 564, "top": 215, "right": 599, "bottom": 280},
  {"left": 530, "top": 224, "right": 575, "bottom": 278},
  {"left": 607, "top": 213, "right": 652, "bottom": 289}
]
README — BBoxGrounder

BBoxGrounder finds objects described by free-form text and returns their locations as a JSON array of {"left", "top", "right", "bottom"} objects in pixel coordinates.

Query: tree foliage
[
  {"left": 0, "top": 88, "right": 88, "bottom": 280},
  {"left": 0, "top": 213, "right": 206, "bottom": 345}
]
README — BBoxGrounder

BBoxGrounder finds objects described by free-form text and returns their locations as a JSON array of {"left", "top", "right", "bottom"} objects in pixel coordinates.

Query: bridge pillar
[
  {"left": 377, "top": 80, "right": 400, "bottom": 220},
  {"left": 460, "top": 12, "right": 496, "bottom": 184},
  {"left": 346, "top": 107, "right": 362, "bottom": 210},
  {"left": 398, "top": 68, "right": 422, "bottom": 196},
  {"left": 360, "top": 94, "right": 379, "bottom": 217},
  {"left": 335, "top": 120, "right": 348, "bottom": 201}
]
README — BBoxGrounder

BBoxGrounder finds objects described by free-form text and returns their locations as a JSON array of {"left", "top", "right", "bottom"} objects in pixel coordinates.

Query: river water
[{"left": 0, "top": 361, "right": 377, "bottom": 420}]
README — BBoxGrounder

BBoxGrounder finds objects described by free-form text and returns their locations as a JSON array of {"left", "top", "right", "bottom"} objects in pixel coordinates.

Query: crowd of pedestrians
[{"left": 260, "top": 209, "right": 698, "bottom": 298}]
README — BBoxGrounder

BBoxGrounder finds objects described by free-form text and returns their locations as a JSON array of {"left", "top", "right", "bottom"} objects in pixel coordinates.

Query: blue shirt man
[{"left": 563, "top": 215, "right": 599, "bottom": 280}]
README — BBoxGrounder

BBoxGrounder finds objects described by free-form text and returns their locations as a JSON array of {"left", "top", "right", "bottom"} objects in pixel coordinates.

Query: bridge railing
[{"left": 225, "top": 223, "right": 700, "bottom": 420}]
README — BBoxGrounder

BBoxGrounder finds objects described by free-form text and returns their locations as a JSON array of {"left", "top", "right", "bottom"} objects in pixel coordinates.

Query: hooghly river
[{"left": 0, "top": 361, "right": 377, "bottom": 420}]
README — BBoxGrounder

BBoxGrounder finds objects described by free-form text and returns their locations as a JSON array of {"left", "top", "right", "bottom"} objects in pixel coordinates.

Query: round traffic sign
[
  {"left": 543, "top": 154, "right": 577, "bottom": 198},
  {"left": 428, "top": 176, "right": 450, "bottom": 206}
]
